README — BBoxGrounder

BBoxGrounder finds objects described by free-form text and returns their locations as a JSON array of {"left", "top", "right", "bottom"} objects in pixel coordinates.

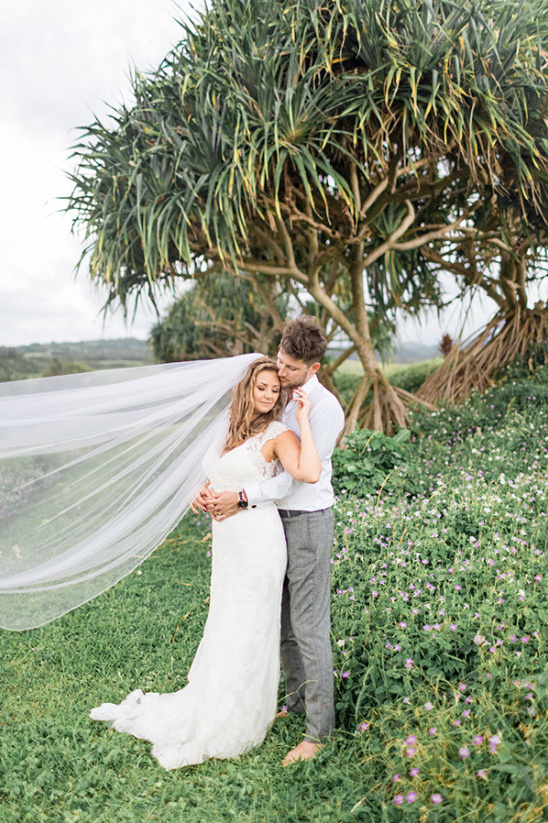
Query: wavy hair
[
  {"left": 225, "top": 357, "right": 286, "bottom": 450},
  {"left": 280, "top": 316, "right": 327, "bottom": 364}
]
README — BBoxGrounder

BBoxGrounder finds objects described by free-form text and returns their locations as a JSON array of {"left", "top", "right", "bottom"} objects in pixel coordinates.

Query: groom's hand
[{"left": 208, "top": 490, "right": 240, "bottom": 521}]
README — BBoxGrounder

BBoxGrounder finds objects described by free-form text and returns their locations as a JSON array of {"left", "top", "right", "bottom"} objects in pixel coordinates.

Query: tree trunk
[{"left": 308, "top": 273, "right": 411, "bottom": 435}]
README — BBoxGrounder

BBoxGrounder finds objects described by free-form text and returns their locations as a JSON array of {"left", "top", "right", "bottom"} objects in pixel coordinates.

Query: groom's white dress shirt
[{"left": 245, "top": 374, "right": 345, "bottom": 511}]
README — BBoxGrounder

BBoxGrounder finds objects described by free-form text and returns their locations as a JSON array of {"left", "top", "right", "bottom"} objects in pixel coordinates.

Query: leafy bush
[
  {"left": 332, "top": 427, "right": 411, "bottom": 497},
  {"left": 0, "top": 348, "right": 43, "bottom": 381}
]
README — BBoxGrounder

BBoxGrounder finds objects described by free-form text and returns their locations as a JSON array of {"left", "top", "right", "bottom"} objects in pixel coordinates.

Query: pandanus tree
[{"left": 67, "top": 0, "right": 548, "bottom": 433}]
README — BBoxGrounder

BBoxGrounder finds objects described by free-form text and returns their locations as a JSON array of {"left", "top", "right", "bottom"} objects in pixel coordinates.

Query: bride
[{"left": 89, "top": 357, "right": 321, "bottom": 769}]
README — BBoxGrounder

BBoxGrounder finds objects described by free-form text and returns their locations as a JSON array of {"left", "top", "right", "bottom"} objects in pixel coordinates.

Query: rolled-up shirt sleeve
[{"left": 305, "top": 398, "right": 345, "bottom": 465}]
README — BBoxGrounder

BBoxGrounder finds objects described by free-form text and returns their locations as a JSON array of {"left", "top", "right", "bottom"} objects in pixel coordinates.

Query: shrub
[{"left": 332, "top": 428, "right": 411, "bottom": 498}]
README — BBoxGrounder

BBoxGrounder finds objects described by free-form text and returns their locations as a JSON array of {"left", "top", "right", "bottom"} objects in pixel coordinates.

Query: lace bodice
[{"left": 208, "top": 421, "right": 288, "bottom": 493}]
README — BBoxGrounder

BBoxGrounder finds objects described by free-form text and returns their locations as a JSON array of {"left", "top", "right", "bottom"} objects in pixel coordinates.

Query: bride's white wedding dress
[{"left": 90, "top": 421, "right": 288, "bottom": 769}]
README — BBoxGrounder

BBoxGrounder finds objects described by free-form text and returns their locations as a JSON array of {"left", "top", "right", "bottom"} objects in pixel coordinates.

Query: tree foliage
[
  {"left": 43, "top": 357, "right": 92, "bottom": 377},
  {"left": 67, "top": 0, "right": 548, "bottom": 431},
  {"left": 149, "top": 273, "right": 290, "bottom": 361}
]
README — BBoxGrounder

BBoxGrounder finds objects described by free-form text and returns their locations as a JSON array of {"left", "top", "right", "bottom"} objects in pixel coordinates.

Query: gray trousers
[{"left": 279, "top": 507, "right": 335, "bottom": 743}]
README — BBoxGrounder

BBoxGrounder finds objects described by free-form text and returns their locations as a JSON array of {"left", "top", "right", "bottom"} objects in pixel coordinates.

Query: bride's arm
[{"left": 273, "top": 389, "right": 321, "bottom": 483}]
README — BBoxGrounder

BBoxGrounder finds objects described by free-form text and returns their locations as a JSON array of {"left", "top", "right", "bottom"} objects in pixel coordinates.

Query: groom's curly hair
[{"left": 280, "top": 316, "right": 327, "bottom": 364}]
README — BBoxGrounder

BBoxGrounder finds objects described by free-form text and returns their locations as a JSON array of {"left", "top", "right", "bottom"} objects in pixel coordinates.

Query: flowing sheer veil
[{"left": 0, "top": 353, "right": 261, "bottom": 631}]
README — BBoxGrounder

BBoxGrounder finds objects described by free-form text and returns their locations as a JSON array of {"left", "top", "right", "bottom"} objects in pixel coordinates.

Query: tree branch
[
  {"left": 250, "top": 226, "right": 287, "bottom": 263},
  {"left": 350, "top": 162, "right": 361, "bottom": 214},
  {"left": 274, "top": 213, "right": 299, "bottom": 272},
  {"left": 237, "top": 259, "right": 308, "bottom": 283},
  {"left": 357, "top": 200, "right": 416, "bottom": 270},
  {"left": 422, "top": 246, "right": 507, "bottom": 310},
  {"left": 253, "top": 278, "right": 287, "bottom": 333},
  {"left": 392, "top": 217, "right": 468, "bottom": 252},
  {"left": 324, "top": 344, "right": 358, "bottom": 376}
]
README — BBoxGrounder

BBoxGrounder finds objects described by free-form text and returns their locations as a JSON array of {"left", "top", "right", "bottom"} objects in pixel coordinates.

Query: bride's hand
[
  {"left": 294, "top": 387, "right": 311, "bottom": 425},
  {"left": 190, "top": 482, "right": 213, "bottom": 514}
]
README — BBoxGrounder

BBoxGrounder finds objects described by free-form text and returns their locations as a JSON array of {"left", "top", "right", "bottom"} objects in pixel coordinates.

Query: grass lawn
[
  {"left": 1, "top": 518, "right": 371, "bottom": 823},
  {"left": 335, "top": 357, "right": 443, "bottom": 380}
]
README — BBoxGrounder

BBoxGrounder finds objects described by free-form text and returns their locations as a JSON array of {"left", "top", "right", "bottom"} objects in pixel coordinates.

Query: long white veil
[{"left": 0, "top": 354, "right": 261, "bottom": 631}]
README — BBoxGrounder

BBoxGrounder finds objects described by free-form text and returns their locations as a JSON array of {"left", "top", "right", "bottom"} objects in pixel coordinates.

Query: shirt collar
[{"left": 288, "top": 373, "right": 320, "bottom": 402}]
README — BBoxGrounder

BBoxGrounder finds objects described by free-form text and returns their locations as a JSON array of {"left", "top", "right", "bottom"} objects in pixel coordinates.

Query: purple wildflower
[{"left": 489, "top": 734, "right": 501, "bottom": 754}]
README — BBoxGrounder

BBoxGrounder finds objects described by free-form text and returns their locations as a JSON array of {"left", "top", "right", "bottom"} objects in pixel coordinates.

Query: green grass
[
  {"left": 332, "top": 358, "right": 442, "bottom": 407},
  {"left": 335, "top": 358, "right": 442, "bottom": 380},
  {"left": 2, "top": 363, "right": 547, "bottom": 822},
  {"left": 1, "top": 521, "right": 373, "bottom": 823}
]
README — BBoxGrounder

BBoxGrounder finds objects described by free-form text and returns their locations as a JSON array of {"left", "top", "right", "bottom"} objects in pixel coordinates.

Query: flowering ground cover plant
[
  {"left": 1, "top": 362, "right": 547, "bottom": 822},
  {"left": 330, "top": 363, "right": 548, "bottom": 819}
]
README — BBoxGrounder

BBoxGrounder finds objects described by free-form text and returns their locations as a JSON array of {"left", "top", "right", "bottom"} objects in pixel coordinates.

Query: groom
[{"left": 197, "top": 317, "right": 344, "bottom": 765}]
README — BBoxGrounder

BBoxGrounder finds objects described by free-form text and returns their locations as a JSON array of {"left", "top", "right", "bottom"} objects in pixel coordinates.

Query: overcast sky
[
  {"left": 0, "top": 0, "right": 508, "bottom": 350},
  {"left": 0, "top": 0, "right": 196, "bottom": 347}
]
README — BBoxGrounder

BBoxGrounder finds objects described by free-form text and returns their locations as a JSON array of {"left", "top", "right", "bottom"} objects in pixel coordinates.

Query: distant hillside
[
  {"left": 2, "top": 336, "right": 438, "bottom": 383},
  {"left": 1, "top": 338, "right": 154, "bottom": 381},
  {"left": 392, "top": 340, "right": 438, "bottom": 363},
  {"left": 328, "top": 339, "right": 438, "bottom": 365}
]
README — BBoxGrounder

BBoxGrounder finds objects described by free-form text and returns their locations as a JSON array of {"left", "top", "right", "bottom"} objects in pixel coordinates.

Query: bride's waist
[
  {"left": 213, "top": 501, "right": 279, "bottom": 516},
  {"left": 209, "top": 484, "right": 270, "bottom": 496}
]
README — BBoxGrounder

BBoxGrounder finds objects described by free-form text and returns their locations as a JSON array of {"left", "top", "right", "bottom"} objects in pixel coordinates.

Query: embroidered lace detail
[
  {"left": 247, "top": 420, "right": 289, "bottom": 450},
  {"left": 244, "top": 421, "right": 289, "bottom": 479}
]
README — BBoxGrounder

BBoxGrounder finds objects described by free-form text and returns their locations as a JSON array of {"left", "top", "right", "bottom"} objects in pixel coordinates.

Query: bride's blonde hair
[{"left": 225, "top": 357, "right": 286, "bottom": 450}]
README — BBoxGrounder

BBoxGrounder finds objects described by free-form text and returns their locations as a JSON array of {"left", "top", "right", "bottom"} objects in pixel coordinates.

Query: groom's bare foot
[{"left": 282, "top": 740, "right": 324, "bottom": 766}]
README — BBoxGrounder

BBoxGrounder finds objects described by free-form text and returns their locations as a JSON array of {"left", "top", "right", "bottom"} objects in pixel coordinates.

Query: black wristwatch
[{"left": 237, "top": 490, "right": 248, "bottom": 509}]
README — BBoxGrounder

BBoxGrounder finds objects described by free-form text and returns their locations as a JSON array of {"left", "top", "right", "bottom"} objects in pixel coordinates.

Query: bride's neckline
[{"left": 220, "top": 421, "right": 280, "bottom": 458}]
